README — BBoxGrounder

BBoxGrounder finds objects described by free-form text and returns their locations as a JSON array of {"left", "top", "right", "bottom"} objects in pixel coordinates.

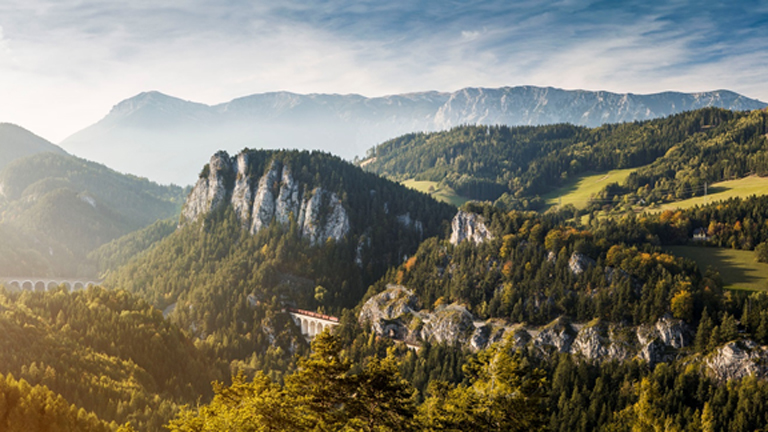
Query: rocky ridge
[
  {"left": 181, "top": 151, "right": 350, "bottom": 245},
  {"left": 60, "top": 86, "right": 767, "bottom": 185},
  {"left": 358, "top": 285, "right": 768, "bottom": 379}
]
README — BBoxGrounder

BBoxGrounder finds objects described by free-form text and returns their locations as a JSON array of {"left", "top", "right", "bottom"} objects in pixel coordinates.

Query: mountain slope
[
  {"left": 0, "top": 286, "right": 222, "bottom": 431},
  {"left": 0, "top": 123, "right": 67, "bottom": 171},
  {"left": 59, "top": 87, "right": 767, "bottom": 185},
  {"left": 106, "top": 149, "right": 454, "bottom": 373},
  {"left": 0, "top": 153, "right": 185, "bottom": 276},
  {"left": 362, "top": 108, "right": 768, "bottom": 209}
]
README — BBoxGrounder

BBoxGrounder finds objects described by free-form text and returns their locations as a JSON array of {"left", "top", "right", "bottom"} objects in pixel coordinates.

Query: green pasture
[
  {"left": 401, "top": 179, "right": 469, "bottom": 207},
  {"left": 649, "top": 176, "right": 768, "bottom": 213},
  {"left": 666, "top": 246, "right": 768, "bottom": 291},
  {"left": 542, "top": 168, "right": 638, "bottom": 210}
]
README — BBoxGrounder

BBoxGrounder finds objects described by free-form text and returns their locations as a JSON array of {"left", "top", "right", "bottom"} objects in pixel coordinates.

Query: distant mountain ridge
[
  {"left": 0, "top": 123, "right": 67, "bottom": 171},
  {"left": 60, "top": 86, "right": 767, "bottom": 185}
]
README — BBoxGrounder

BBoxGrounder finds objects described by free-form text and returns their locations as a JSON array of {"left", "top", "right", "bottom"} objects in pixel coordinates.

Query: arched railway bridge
[
  {"left": 0, "top": 277, "right": 102, "bottom": 292},
  {"left": 286, "top": 308, "right": 339, "bottom": 338}
]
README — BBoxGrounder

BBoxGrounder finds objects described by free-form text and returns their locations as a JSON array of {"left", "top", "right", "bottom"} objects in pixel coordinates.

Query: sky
[{"left": 1, "top": 0, "right": 767, "bottom": 143}]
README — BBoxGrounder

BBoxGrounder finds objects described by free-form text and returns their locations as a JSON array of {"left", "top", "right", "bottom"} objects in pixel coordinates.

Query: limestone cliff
[
  {"left": 180, "top": 151, "right": 350, "bottom": 245},
  {"left": 360, "top": 285, "right": 694, "bottom": 366},
  {"left": 706, "top": 340, "right": 768, "bottom": 381},
  {"left": 181, "top": 151, "right": 234, "bottom": 224},
  {"left": 449, "top": 210, "right": 493, "bottom": 245}
]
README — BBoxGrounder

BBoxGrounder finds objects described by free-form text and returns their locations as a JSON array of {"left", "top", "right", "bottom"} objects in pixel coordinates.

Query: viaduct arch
[
  {"left": 286, "top": 308, "right": 339, "bottom": 338},
  {"left": 0, "top": 277, "right": 101, "bottom": 292}
]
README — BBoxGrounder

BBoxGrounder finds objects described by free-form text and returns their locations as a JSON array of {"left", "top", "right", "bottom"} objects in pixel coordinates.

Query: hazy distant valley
[{"left": 61, "top": 86, "right": 766, "bottom": 185}]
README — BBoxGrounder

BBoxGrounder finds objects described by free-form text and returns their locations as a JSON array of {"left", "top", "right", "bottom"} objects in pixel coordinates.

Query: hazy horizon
[{"left": 0, "top": 0, "right": 766, "bottom": 144}]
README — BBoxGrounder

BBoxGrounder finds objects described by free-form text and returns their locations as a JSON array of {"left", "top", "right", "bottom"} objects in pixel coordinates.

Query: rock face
[
  {"left": 707, "top": 340, "right": 768, "bottom": 381},
  {"left": 421, "top": 304, "right": 476, "bottom": 345},
  {"left": 532, "top": 318, "right": 576, "bottom": 354},
  {"left": 359, "top": 285, "right": 481, "bottom": 346},
  {"left": 181, "top": 151, "right": 234, "bottom": 223},
  {"left": 360, "top": 286, "right": 693, "bottom": 363},
  {"left": 449, "top": 211, "right": 493, "bottom": 245},
  {"left": 180, "top": 151, "right": 350, "bottom": 245},
  {"left": 359, "top": 285, "right": 420, "bottom": 339},
  {"left": 568, "top": 252, "right": 596, "bottom": 275}
]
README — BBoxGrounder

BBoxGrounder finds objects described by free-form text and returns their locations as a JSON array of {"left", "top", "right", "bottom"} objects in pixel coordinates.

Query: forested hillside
[
  {"left": 351, "top": 198, "right": 768, "bottom": 430},
  {"left": 362, "top": 108, "right": 768, "bottom": 210},
  {"left": 0, "top": 153, "right": 185, "bottom": 276},
  {"left": 0, "top": 372, "right": 120, "bottom": 432},
  {"left": 0, "top": 286, "right": 223, "bottom": 430},
  {"left": 88, "top": 218, "right": 177, "bottom": 276},
  {"left": 105, "top": 149, "right": 455, "bottom": 381}
]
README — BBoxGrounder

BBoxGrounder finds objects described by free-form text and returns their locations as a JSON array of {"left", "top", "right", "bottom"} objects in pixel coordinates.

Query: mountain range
[{"left": 60, "top": 86, "right": 767, "bottom": 185}]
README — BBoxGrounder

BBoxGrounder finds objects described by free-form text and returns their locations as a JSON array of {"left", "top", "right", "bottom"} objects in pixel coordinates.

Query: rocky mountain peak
[{"left": 180, "top": 150, "right": 351, "bottom": 245}]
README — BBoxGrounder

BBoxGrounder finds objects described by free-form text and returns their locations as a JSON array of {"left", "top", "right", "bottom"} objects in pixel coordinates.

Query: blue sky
[{"left": 0, "top": 0, "right": 766, "bottom": 142}]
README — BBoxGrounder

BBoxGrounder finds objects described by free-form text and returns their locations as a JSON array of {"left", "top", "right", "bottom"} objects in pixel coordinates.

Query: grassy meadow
[
  {"left": 401, "top": 179, "right": 469, "bottom": 207},
  {"left": 542, "top": 168, "right": 638, "bottom": 210},
  {"left": 648, "top": 176, "right": 768, "bottom": 213},
  {"left": 666, "top": 245, "right": 768, "bottom": 291}
]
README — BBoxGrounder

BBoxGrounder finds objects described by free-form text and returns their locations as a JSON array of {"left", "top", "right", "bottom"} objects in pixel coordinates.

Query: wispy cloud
[{"left": 0, "top": 0, "right": 766, "bottom": 142}]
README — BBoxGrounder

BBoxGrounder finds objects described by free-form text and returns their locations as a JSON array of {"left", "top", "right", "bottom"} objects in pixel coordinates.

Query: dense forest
[
  {"left": 0, "top": 286, "right": 222, "bottom": 430},
  {"left": 0, "top": 372, "right": 122, "bottom": 432},
  {"left": 362, "top": 108, "right": 768, "bottom": 210}
]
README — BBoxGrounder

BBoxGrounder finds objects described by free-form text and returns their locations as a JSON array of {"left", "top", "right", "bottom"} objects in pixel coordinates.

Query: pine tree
[{"left": 695, "top": 308, "right": 714, "bottom": 352}]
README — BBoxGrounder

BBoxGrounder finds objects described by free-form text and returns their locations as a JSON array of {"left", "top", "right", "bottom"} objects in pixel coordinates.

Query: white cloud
[{"left": 0, "top": 0, "right": 765, "bottom": 143}]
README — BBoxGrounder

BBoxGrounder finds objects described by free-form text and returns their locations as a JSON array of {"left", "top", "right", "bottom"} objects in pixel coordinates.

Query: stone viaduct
[
  {"left": 286, "top": 308, "right": 339, "bottom": 338},
  {"left": 0, "top": 277, "right": 102, "bottom": 292}
]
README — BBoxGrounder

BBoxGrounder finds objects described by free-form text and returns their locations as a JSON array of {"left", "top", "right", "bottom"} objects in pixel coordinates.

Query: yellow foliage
[
  {"left": 502, "top": 261, "right": 514, "bottom": 278},
  {"left": 404, "top": 256, "right": 418, "bottom": 272}
]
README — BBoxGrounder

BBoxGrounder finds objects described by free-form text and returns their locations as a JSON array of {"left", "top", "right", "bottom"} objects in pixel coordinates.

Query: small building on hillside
[{"left": 692, "top": 227, "right": 710, "bottom": 241}]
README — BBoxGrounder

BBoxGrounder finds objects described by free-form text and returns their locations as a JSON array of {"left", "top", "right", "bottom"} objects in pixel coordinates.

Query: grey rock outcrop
[
  {"left": 532, "top": 318, "right": 576, "bottom": 354},
  {"left": 180, "top": 151, "right": 351, "bottom": 245},
  {"left": 359, "top": 285, "right": 421, "bottom": 340},
  {"left": 420, "top": 304, "right": 476, "bottom": 345},
  {"left": 250, "top": 161, "right": 282, "bottom": 234},
  {"left": 572, "top": 323, "right": 610, "bottom": 360},
  {"left": 450, "top": 211, "right": 493, "bottom": 245},
  {"left": 568, "top": 252, "right": 596, "bottom": 275},
  {"left": 707, "top": 340, "right": 768, "bottom": 381},
  {"left": 359, "top": 288, "right": 694, "bottom": 364},
  {"left": 231, "top": 152, "right": 253, "bottom": 229},
  {"left": 181, "top": 151, "right": 234, "bottom": 224},
  {"left": 634, "top": 316, "right": 691, "bottom": 365}
]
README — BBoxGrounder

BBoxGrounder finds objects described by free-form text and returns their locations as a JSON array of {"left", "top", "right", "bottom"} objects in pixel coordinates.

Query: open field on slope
[
  {"left": 666, "top": 246, "right": 768, "bottom": 291},
  {"left": 401, "top": 179, "right": 469, "bottom": 207},
  {"left": 542, "top": 167, "right": 639, "bottom": 210},
  {"left": 647, "top": 176, "right": 768, "bottom": 213}
]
